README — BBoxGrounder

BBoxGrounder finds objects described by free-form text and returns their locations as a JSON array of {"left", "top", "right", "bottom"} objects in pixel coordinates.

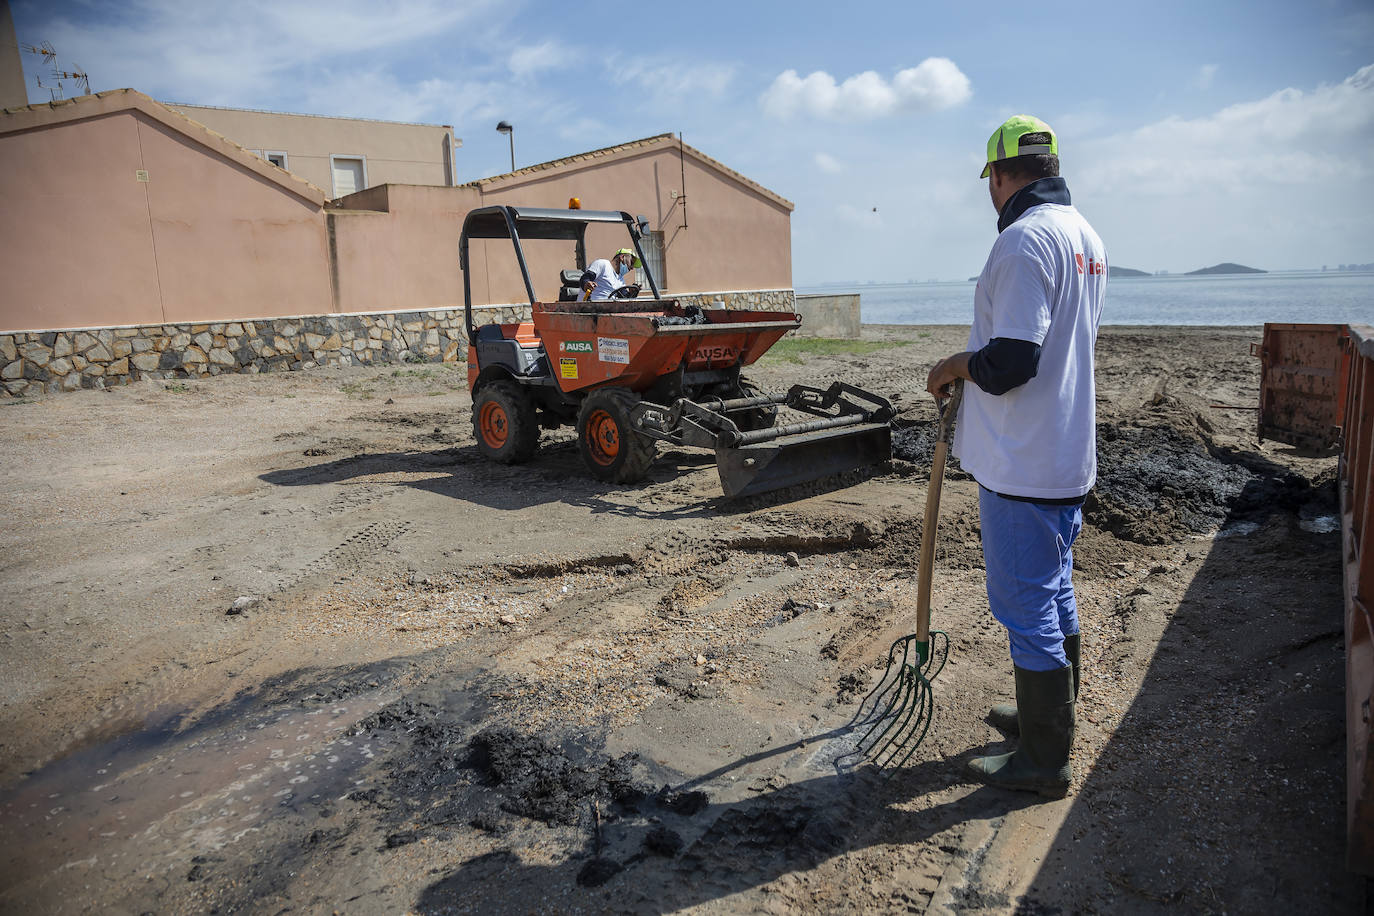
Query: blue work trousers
[{"left": 978, "top": 486, "right": 1082, "bottom": 671}]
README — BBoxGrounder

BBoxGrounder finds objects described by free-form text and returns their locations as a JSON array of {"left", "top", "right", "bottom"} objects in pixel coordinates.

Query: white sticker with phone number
[{"left": 597, "top": 337, "right": 630, "bottom": 364}]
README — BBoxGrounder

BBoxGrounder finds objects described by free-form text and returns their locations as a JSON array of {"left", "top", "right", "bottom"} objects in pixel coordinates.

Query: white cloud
[
  {"left": 1072, "top": 64, "right": 1374, "bottom": 270},
  {"left": 760, "top": 58, "right": 971, "bottom": 121},
  {"left": 611, "top": 58, "right": 735, "bottom": 102},
  {"left": 509, "top": 41, "right": 568, "bottom": 79},
  {"left": 32, "top": 0, "right": 502, "bottom": 110},
  {"left": 814, "top": 152, "right": 843, "bottom": 173},
  {"left": 1196, "top": 64, "right": 1219, "bottom": 90},
  {"left": 1077, "top": 63, "right": 1374, "bottom": 197},
  {"left": 298, "top": 70, "right": 501, "bottom": 125}
]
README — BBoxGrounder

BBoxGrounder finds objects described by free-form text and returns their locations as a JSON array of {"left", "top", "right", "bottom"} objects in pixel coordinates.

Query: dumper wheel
[
  {"left": 577, "top": 387, "right": 656, "bottom": 483},
  {"left": 473, "top": 380, "right": 540, "bottom": 463},
  {"left": 733, "top": 378, "right": 778, "bottom": 432}
]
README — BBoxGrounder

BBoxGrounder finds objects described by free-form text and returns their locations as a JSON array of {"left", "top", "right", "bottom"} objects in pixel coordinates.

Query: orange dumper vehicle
[{"left": 461, "top": 205, "right": 893, "bottom": 498}]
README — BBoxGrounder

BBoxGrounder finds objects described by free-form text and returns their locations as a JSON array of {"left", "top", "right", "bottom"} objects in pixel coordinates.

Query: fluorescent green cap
[
  {"left": 615, "top": 247, "right": 642, "bottom": 268},
  {"left": 981, "top": 115, "right": 1058, "bottom": 178}
]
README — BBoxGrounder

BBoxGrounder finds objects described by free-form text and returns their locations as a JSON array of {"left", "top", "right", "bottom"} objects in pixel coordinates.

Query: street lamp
[{"left": 496, "top": 120, "right": 514, "bottom": 172}]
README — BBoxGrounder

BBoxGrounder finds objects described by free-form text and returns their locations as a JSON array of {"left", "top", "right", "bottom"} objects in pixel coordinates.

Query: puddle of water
[
  {"left": 1299, "top": 514, "right": 1340, "bottom": 534},
  {"left": 1201, "top": 521, "right": 1261, "bottom": 539}
]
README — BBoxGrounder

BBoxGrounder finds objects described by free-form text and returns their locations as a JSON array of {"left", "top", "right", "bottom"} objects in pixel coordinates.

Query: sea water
[{"left": 801, "top": 270, "right": 1374, "bottom": 327}]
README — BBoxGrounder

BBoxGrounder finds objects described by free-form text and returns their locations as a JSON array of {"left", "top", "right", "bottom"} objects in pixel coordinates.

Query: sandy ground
[{"left": 0, "top": 324, "right": 1362, "bottom": 914}]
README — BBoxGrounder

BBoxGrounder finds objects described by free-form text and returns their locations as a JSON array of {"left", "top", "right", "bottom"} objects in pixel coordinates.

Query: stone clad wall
[
  {"left": 672, "top": 289, "right": 795, "bottom": 313},
  {"left": 793, "top": 294, "right": 861, "bottom": 339},
  {"left": 0, "top": 289, "right": 793, "bottom": 398},
  {"left": 0, "top": 308, "right": 520, "bottom": 398}
]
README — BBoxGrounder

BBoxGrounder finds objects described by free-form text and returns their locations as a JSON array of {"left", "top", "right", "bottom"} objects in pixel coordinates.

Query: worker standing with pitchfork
[{"left": 926, "top": 115, "right": 1107, "bottom": 797}]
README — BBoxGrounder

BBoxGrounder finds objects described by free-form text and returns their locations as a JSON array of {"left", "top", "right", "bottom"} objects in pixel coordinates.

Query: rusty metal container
[{"left": 1259, "top": 322, "right": 1374, "bottom": 874}]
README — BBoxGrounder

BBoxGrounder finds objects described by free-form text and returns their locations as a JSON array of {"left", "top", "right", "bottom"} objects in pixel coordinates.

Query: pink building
[{"left": 0, "top": 90, "right": 796, "bottom": 396}]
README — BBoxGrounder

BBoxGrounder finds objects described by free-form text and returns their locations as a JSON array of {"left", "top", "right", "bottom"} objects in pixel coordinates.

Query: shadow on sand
[
  {"left": 413, "top": 756, "right": 1038, "bottom": 916},
  {"left": 259, "top": 443, "right": 878, "bottom": 518},
  {"left": 1016, "top": 469, "right": 1359, "bottom": 912},
  {"left": 259, "top": 443, "right": 720, "bottom": 518}
]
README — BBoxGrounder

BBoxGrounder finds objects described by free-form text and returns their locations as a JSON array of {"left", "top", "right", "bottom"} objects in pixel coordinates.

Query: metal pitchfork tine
[{"left": 850, "top": 379, "right": 962, "bottom": 769}]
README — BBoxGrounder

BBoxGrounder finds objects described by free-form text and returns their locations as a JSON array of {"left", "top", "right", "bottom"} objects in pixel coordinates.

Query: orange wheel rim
[
  {"left": 586, "top": 409, "right": 620, "bottom": 466},
  {"left": 479, "top": 400, "right": 509, "bottom": 448}
]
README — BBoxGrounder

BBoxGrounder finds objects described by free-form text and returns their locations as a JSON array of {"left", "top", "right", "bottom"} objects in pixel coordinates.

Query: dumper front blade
[{"left": 715, "top": 422, "right": 891, "bottom": 498}]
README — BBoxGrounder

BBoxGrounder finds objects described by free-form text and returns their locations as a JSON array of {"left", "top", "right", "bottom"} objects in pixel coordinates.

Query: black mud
[
  {"left": 469, "top": 727, "right": 650, "bottom": 826},
  {"left": 894, "top": 395, "right": 1331, "bottom": 546},
  {"left": 352, "top": 694, "right": 893, "bottom": 911},
  {"left": 891, "top": 419, "right": 953, "bottom": 469},
  {"left": 1089, "top": 397, "right": 1328, "bottom": 543}
]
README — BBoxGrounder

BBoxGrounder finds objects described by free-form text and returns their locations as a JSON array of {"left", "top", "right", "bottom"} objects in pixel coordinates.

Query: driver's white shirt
[{"left": 585, "top": 259, "right": 625, "bottom": 301}]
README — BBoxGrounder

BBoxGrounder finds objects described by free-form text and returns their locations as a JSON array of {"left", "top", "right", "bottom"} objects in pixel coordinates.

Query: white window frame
[
  {"left": 639, "top": 229, "right": 666, "bottom": 291},
  {"left": 264, "top": 150, "right": 288, "bottom": 170},
  {"left": 329, "top": 154, "right": 369, "bottom": 198}
]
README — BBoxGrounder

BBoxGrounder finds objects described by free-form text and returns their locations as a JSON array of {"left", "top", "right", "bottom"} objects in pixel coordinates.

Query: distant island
[{"left": 1186, "top": 262, "right": 1266, "bottom": 276}]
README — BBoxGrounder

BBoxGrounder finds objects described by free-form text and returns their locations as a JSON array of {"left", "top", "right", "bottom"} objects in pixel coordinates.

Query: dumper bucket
[{"left": 715, "top": 421, "right": 892, "bottom": 498}]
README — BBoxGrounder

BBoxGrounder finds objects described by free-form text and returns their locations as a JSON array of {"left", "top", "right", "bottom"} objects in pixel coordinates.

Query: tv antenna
[{"left": 21, "top": 41, "right": 91, "bottom": 100}]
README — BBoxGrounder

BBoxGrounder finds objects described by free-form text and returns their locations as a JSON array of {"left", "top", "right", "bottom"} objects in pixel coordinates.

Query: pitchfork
[{"left": 849, "top": 379, "right": 962, "bottom": 768}]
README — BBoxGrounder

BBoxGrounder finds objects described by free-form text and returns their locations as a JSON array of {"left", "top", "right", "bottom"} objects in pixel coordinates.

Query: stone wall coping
[
  {"left": 0, "top": 289, "right": 795, "bottom": 336},
  {"left": 673, "top": 288, "right": 795, "bottom": 297}
]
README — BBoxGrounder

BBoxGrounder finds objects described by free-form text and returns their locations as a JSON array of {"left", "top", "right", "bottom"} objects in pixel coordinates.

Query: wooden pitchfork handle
[{"left": 915, "top": 379, "right": 963, "bottom": 646}]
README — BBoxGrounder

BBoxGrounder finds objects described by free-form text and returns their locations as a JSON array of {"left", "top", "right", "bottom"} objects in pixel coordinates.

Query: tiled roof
[
  {"left": 1, "top": 89, "right": 330, "bottom": 205},
  {"left": 462, "top": 133, "right": 794, "bottom": 210}
]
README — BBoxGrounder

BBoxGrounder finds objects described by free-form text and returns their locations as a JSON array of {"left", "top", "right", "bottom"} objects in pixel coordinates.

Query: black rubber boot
[
  {"left": 988, "top": 633, "right": 1079, "bottom": 735},
  {"left": 968, "top": 664, "right": 1075, "bottom": 797}
]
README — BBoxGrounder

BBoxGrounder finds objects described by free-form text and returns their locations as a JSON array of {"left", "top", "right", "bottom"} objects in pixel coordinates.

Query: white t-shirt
[
  {"left": 953, "top": 202, "right": 1107, "bottom": 499},
  {"left": 585, "top": 259, "right": 626, "bottom": 301}
]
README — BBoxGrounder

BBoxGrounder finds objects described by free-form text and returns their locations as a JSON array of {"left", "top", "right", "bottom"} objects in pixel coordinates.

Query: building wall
[
  {"left": 329, "top": 184, "right": 481, "bottom": 313},
  {"left": 471, "top": 143, "right": 793, "bottom": 300},
  {"left": 0, "top": 106, "right": 334, "bottom": 331},
  {"left": 327, "top": 140, "right": 794, "bottom": 315},
  {"left": 0, "top": 109, "right": 163, "bottom": 329},
  {"left": 0, "top": 0, "right": 25, "bottom": 110},
  {"left": 167, "top": 104, "right": 455, "bottom": 197},
  {"left": 794, "top": 294, "right": 861, "bottom": 338}
]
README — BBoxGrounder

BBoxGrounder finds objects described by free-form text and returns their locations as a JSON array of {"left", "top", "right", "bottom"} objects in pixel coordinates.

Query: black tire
[
  {"left": 576, "top": 387, "right": 656, "bottom": 483},
  {"left": 732, "top": 377, "right": 778, "bottom": 432},
  {"left": 472, "top": 380, "right": 540, "bottom": 463}
]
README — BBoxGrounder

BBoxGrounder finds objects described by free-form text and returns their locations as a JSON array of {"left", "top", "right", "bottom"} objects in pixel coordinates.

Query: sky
[{"left": 9, "top": 0, "right": 1374, "bottom": 284}]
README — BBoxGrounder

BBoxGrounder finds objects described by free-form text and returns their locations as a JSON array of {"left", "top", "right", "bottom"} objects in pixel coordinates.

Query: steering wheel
[{"left": 608, "top": 284, "right": 642, "bottom": 300}]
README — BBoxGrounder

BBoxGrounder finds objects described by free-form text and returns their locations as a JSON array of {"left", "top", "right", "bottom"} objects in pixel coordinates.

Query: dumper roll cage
[{"left": 458, "top": 206, "right": 661, "bottom": 342}]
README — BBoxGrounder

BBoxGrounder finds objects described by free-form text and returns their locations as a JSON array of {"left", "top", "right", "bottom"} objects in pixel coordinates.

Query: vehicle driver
[{"left": 581, "top": 248, "right": 642, "bottom": 301}]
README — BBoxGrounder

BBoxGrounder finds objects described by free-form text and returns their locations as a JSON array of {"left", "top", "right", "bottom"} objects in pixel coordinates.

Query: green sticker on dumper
[{"left": 561, "top": 340, "right": 593, "bottom": 353}]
